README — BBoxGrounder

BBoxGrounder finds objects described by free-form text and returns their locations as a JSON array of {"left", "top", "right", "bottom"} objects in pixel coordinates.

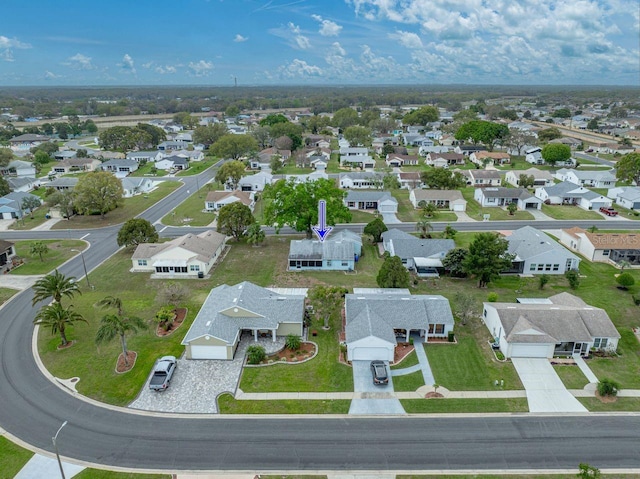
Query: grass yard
[
  {"left": 276, "top": 164, "right": 314, "bottom": 175},
  {"left": 128, "top": 162, "right": 168, "bottom": 177},
  {"left": 461, "top": 188, "right": 535, "bottom": 221},
  {"left": 51, "top": 181, "right": 179, "bottom": 230},
  {"left": 75, "top": 470, "right": 170, "bottom": 479},
  {"left": 391, "top": 350, "right": 419, "bottom": 369},
  {"left": 0, "top": 436, "right": 34, "bottom": 478},
  {"left": 160, "top": 189, "right": 216, "bottom": 227},
  {"left": 347, "top": 209, "right": 376, "bottom": 223},
  {"left": 578, "top": 397, "right": 640, "bottom": 412},
  {"left": 552, "top": 364, "right": 590, "bottom": 389},
  {"left": 0, "top": 287, "right": 17, "bottom": 306},
  {"left": 392, "top": 370, "right": 425, "bottom": 391},
  {"left": 400, "top": 398, "right": 528, "bottom": 413},
  {"left": 392, "top": 189, "right": 423, "bottom": 222},
  {"left": 217, "top": 394, "right": 351, "bottom": 414},
  {"left": 8, "top": 207, "right": 50, "bottom": 231},
  {"left": 11, "top": 239, "right": 86, "bottom": 275},
  {"left": 541, "top": 204, "right": 603, "bottom": 220},
  {"left": 176, "top": 158, "right": 216, "bottom": 176}
]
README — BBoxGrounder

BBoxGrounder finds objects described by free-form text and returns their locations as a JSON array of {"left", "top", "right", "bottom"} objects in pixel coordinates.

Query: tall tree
[
  {"left": 420, "top": 169, "right": 466, "bottom": 190},
  {"left": 506, "top": 130, "right": 537, "bottom": 155},
  {"left": 30, "top": 241, "right": 49, "bottom": 262},
  {"left": 259, "top": 114, "right": 289, "bottom": 126},
  {"left": 33, "top": 303, "right": 87, "bottom": 347},
  {"left": 32, "top": 270, "right": 81, "bottom": 306},
  {"left": 363, "top": 217, "right": 388, "bottom": 243},
  {"left": 210, "top": 134, "right": 258, "bottom": 160},
  {"left": 251, "top": 125, "right": 272, "bottom": 149},
  {"left": 214, "top": 160, "right": 246, "bottom": 189},
  {"left": 263, "top": 178, "right": 350, "bottom": 238},
  {"left": 455, "top": 120, "right": 509, "bottom": 150},
  {"left": 462, "top": 233, "right": 513, "bottom": 287},
  {"left": 117, "top": 218, "right": 159, "bottom": 247},
  {"left": 269, "top": 122, "right": 303, "bottom": 150},
  {"left": 217, "top": 202, "right": 255, "bottom": 241},
  {"left": 442, "top": 247, "right": 468, "bottom": 277},
  {"left": 246, "top": 223, "right": 266, "bottom": 246},
  {"left": 95, "top": 313, "right": 147, "bottom": 367},
  {"left": 416, "top": 219, "right": 433, "bottom": 238},
  {"left": 343, "top": 125, "right": 372, "bottom": 147},
  {"left": 403, "top": 106, "right": 439, "bottom": 125},
  {"left": 0, "top": 177, "right": 9, "bottom": 196},
  {"left": 537, "top": 127, "right": 562, "bottom": 142},
  {"left": 331, "top": 107, "right": 359, "bottom": 129},
  {"left": 74, "top": 171, "right": 124, "bottom": 218},
  {"left": 541, "top": 143, "right": 571, "bottom": 165},
  {"left": 21, "top": 196, "right": 41, "bottom": 219},
  {"left": 96, "top": 295, "right": 124, "bottom": 317},
  {"left": 193, "top": 123, "right": 228, "bottom": 146},
  {"left": 377, "top": 253, "right": 410, "bottom": 288},
  {"left": 615, "top": 153, "right": 640, "bottom": 185},
  {"left": 45, "top": 190, "right": 75, "bottom": 220}
]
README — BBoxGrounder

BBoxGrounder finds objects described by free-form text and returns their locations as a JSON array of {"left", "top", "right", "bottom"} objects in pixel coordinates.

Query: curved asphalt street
[{"left": 2, "top": 169, "right": 640, "bottom": 472}]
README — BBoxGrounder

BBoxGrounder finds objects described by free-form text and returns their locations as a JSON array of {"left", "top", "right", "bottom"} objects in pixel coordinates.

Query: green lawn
[
  {"left": 347, "top": 209, "right": 375, "bottom": 223},
  {"left": 578, "top": 397, "right": 640, "bottom": 412},
  {"left": 160, "top": 189, "right": 216, "bottom": 227},
  {"left": 8, "top": 207, "right": 50, "bottom": 231},
  {"left": 128, "top": 162, "right": 168, "bottom": 177},
  {"left": 541, "top": 204, "right": 603, "bottom": 220},
  {"left": 392, "top": 370, "right": 425, "bottom": 391},
  {"left": 0, "top": 436, "right": 34, "bottom": 478},
  {"left": 401, "top": 398, "right": 528, "bottom": 413},
  {"left": 391, "top": 189, "right": 423, "bottom": 222},
  {"left": 75, "top": 470, "right": 170, "bottom": 479},
  {"left": 391, "top": 350, "right": 419, "bottom": 369},
  {"left": 553, "top": 364, "right": 590, "bottom": 389},
  {"left": 460, "top": 188, "right": 535, "bottom": 221},
  {"left": 276, "top": 164, "right": 314, "bottom": 175},
  {"left": 175, "top": 158, "right": 216, "bottom": 176},
  {"left": 11, "top": 239, "right": 86, "bottom": 275},
  {"left": 218, "top": 394, "right": 351, "bottom": 414},
  {"left": 51, "top": 181, "right": 179, "bottom": 230},
  {"left": 0, "top": 287, "right": 17, "bottom": 306}
]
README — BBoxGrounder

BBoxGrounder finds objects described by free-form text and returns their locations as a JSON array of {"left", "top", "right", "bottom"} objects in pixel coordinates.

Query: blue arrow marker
[{"left": 312, "top": 199, "right": 333, "bottom": 242}]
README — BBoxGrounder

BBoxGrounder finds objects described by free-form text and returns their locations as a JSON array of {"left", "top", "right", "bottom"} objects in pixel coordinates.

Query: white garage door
[
  {"left": 453, "top": 204, "right": 465, "bottom": 212},
  {"left": 510, "top": 343, "right": 549, "bottom": 358},
  {"left": 190, "top": 345, "right": 227, "bottom": 360},
  {"left": 378, "top": 205, "right": 395, "bottom": 213},
  {"left": 352, "top": 347, "right": 392, "bottom": 361}
]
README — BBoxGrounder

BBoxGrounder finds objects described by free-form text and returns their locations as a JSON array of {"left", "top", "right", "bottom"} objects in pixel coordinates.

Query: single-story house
[
  {"left": 120, "top": 177, "right": 155, "bottom": 198},
  {"left": 345, "top": 292, "right": 454, "bottom": 361},
  {"left": 469, "top": 151, "right": 511, "bottom": 167},
  {"left": 425, "top": 152, "right": 465, "bottom": 168},
  {"left": 454, "top": 145, "right": 485, "bottom": 156},
  {"left": 418, "top": 145, "right": 451, "bottom": 157},
  {"left": 555, "top": 168, "right": 617, "bottom": 188},
  {"left": 236, "top": 171, "right": 273, "bottom": 192},
  {"left": 7, "top": 177, "right": 40, "bottom": 193},
  {"left": 525, "top": 147, "right": 544, "bottom": 165},
  {"left": 535, "top": 182, "right": 612, "bottom": 211},
  {"left": 131, "top": 230, "right": 227, "bottom": 277},
  {"left": 340, "top": 154, "right": 376, "bottom": 169},
  {"left": 385, "top": 154, "right": 419, "bottom": 167},
  {"left": 463, "top": 169, "right": 502, "bottom": 187},
  {"left": 101, "top": 159, "right": 139, "bottom": 177},
  {"left": 174, "top": 149, "right": 205, "bottom": 162},
  {"left": 308, "top": 156, "right": 328, "bottom": 170},
  {"left": 181, "top": 281, "right": 304, "bottom": 360},
  {"left": 205, "top": 190, "right": 255, "bottom": 212},
  {"left": 155, "top": 155, "right": 189, "bottom": 171},
  {"left": 0, "top": 239, "right": 17, "bottom": 271},
  {"left": 505, "top": 168, "right": 554, "bottom": 187},
  {"left": 397, "top": 172, "right": 424, "bottom": 190},
  {"left": 158, "top": 140, "right": 190, "bottom": 152},
  {"left": 474, "top": 187, "right": 542, "bottom": 210},
  {"left": 1, "top": 160, "right": 36, "bottom": 178},
  {"left": 288, "top": 230, "right": 362, "bottom": 271},
  {"left": 344, "top": 190, "right": 398, "bottom": 213},
  {"left": 126, "top": 151, "right": 164, "bottom": 163},
  {"left": 382, "top": 229, "right": 455, "bottom": 276},
  {"left": 560, "top": 227, "right": 640, "bottom": 266},
  {"left": 409, "top": 189, "right": 467, "bottom": 212},
  {"left": 46, "top": 177, "right": 79, "bottom": 191},
  {"left": 285, "top": 170, "right": 329, "bottom": 183},
  {"left": 52, "top": 158, "right": 101, "bottom": 175},
  {"left": 8, "top": 134, "right": 50, "bottom": 152},
  {"left": 339, "top": 172, "right": 383, "bottom": 189},
  {"left": 0, "top": 192, "right": 42, "bottom": 219},
  {"left": 53, "top": 151, "right": 77, "bottom": 161},
  {"left": 482, "top": 292, "right": 620, "bottom": 358},
  {"left": 503, "top": 226, "right": 580, "bottom": 275},
  {"left": 607, "top": 186, "right": 640, "bottom": 210}
]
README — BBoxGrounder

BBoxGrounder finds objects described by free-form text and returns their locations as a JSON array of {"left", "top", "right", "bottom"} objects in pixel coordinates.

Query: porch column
[
  {"left": 406, "top": 330, "right": 410, "bottom": 342},
  {"left": 272, "top": 329, "right": 277, "bottom": 342},
  {"left": 253, "top": 329, "right": 258, "bottom": 342}
]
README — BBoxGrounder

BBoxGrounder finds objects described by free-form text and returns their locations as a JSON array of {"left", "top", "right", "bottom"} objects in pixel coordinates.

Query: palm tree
[
  {"left": 416, "top": 219, "right": 433, "bottom": 239},
  {"left": 95, "top": 295, "right": 124, "bottom": 316},
  {"left": 33, "top": 302, "right": 87, "bottom": 346},
  {"left": 32, "top": 270, "right": 81, "bottom": 306},
  {"left": 95, "top": 314, "right": 147, "bottom": 367},
  {"left": 30, "top": 241, "right": 49, "bottom": 262}
]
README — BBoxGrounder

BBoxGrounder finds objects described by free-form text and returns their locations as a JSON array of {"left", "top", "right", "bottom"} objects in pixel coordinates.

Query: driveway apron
[
  {"left": 380, "top": 212, "right": 401, "bottom": 224},
  {"left": 348, "top": 360, "right": 405, "bottom": 415},
  {"left": 512, "top": 358, "right": 587, "bottom": 413}
]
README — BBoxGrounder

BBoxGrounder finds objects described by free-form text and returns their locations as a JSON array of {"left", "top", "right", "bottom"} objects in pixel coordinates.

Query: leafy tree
[
  {"left": 442, "top": 248, "right": 468, "bottom": 277},
  {"left": 95, "top": 313, "right": 147, "bottom": 367},
  {"left": 307, "top": 285, "right": 346, "bottom": 329},
  {"left": 302, "top": 115, "right": 331, "bottom": 134},
  {"left": 225, "top": 105, "right": 240, "bottom": 117},
  {"left": 246, "top": 223, "right": 265, "bottom": 246},
  {"left": 0, "top": 177, "right": 10, "bottom": 196},
  {"left": 382, "top": 173, "right": 401, "bottom": 190},
  {"left": 537, "top": 127, "right": 562, "bottom": 142},
  {"left": 84, "top": 119, "right": 98, "bottom": 134},
  {"left": 285, "top": 334, "right": 301, "bottom": 350},
  {"left": 30, "top": 141, "right": 58, "bottom": 156},
  {"left": 259, "top": 114, "right": 289, "bottom": 127},
  {"left": 453, "top": 291, "right": 475, "bottom": 325},
  {"left": 553, "top": 108, "right": 572, "bottom": 118},
  {"left": 343, "top": 125, "right": 372, "bottom": 147},
  {"left": 134, "top": 123, "right": 167, "bottom": 147},
  {"left": 565, "top": 269, "right": 580, "bottom": 289},
  {"left": 331, "top": 107, "right": 359, "bottom": 129},
  {"left": 608, "top": 106, "right": 628, "bottom": 119},
  {"left": 363, "top": 217, "right": 388, "bottom": 243},
  {"left": 32, "top": 270, "right": 81, "bottom": 306},
  {"left": 154, "top": 305, "right": 176, "bottom": 332},
  {"left": 274, "top": 135, "right": 293, "bottom": 151},
  {"left": 586, "top": 118, "right": 599, "bottom": 131},
  {"left": 217, "top": 202, "right": 255, "bottom": 241},
  {"left": 403, "top": 106, "right": 439, "bottom": 125},
  {"left": 33, "top": 150, "right": 50, "bottom": 165},
  {"left": 251, "top": 125, "right": 272, "bottom": 149},
  {"left": 615, "top": 153, "right": 640, "bottom": 186},
  {"left": 74, "top": 171, "right": 124, "bottom": 218},
  {"left": 46, "top": 190, "right": 75, "bottom": 220},
  {"left": 541, "top": 143, "right": 571, "bottom": 165},
  {"left": 454, "top": 120, "right": 509, "bottom": 150},
  {"left": 377, "top": 253, "right": 410, "bottom": 288},
  {"left": 463, "top": 233, "right": 513, "bottom": 287},
  {"left": 117, "top": 218, "right": 159, "bottom": 247},
  {"left": 21, "top": 196, "right": 41, "bottom": 219},
  {"left": 518, "top": 174, "right": 535, "bottom": 188},
  {"left": 506, "top": 130, "right": 537, "bottom": 155},
  {"left": 616, "top": 272, "right": 635, "bottom": 290},
  {"left": 381, "top": 144, "right": 396, "bottom": 156},
  {"left": 443, "top": 225, "right": 457, "bottom": 239},
  {"left": 269, "top": 155, "right": 283, "bottom": 173},
  {"left": 75, "top": 149, "right": 88, "bottom": 158},
  {"left": 246, "top": 345, "right": 266, "bottom": 364},
  {"left": 214, "top": 160, "right": 246, "bottom": 189},
  {"left": 507, "top": 202, "right": 518, "bottom": 215},
  {"left": 30, "top": 241, "right": 49, "bottom": 262},
  {"left": 263, "top": 178, "right": 350, "bottom": 238},
  {"left": 210, "top": 134, "right": 258, "bottom": 160},
  {"left": 269, "top": 122, "right": 303, "bottom": 151},
  {"left": 421, "top": 202, "right": 438, "bottom": 218},
  {"left": 173, "top": 111, "right": 197, "bottom": 128},
  {"left": 193, "top": 123, "right": 228, "bottom": 146},
  {"left": 33, "top": 303, "right": 87, "bottom": 347},
  {"left": 420, "top": 169, "right": 466, "bottom": 190},
  {"left": 416, "top": 219, "right": 433, "bottom": 238}
]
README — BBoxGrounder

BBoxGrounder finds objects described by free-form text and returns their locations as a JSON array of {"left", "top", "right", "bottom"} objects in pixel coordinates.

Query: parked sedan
[{"left": 370, "top": 360, "right": 389, "bottom": 386}]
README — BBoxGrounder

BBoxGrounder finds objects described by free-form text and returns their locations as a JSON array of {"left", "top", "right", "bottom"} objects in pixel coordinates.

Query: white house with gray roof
[
  {"left": 120, "top": 177, "right": 155, "bottom": 198},
  {"left": 382, "top": 229, "right": 454, "bottom": 277},
  {"left": 482, "top": 293, "right": 620, "bottom": 358},
  {"left": 126, "top": 151, "right": 164, "bottom": 163},
  {"left": 535, "top": 181, "right": 612, "bottom": 210},
  {"left": 339, "top": 172, "right": 383, "bottom": 189},
  {"left": 344, "top": 190, "right": 398, "bottom": 213},
  {"left": 474, "top": 187, "right": 542, "bottom": 210},
  {"left": 181, "top": 282, "right": 304, "bottom": 360},
  {"left": 607, "top": 186, "right": 640, "bottom": 210},
  {"left": 503, "top": 226, "right": 580, "bottom": 275},
  {"left": 288, "top": 230, "right": 362, "bottom": 271},
  {"left": 345, "top": 292, "right": 454, "bottom": 361},
  {"left": 555, "top": 168, "right": 616, "bottom": 188}
]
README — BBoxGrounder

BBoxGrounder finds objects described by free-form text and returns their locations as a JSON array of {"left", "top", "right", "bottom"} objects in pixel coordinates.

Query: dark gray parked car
[{"left": 370, "top": 360, "right": 389, "bottom": 385}]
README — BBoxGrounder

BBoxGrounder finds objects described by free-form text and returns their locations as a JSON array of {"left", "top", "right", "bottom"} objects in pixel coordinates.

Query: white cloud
[
  {"left": 311, "top": 14, "right": 343, "bottom": 36},
  {"left": 0, "top": 35, "right": 31, "bottom": 62},
  {"left": 188, "top": 60, "right": 214, "bottom": 76},
  {"left": 119, "top": 54, "right": 136, "bottom": 74},
  {"left": 279, "top": 59, "right": 323, "bottom": 79},
  {"left": 234, "top": 34, "right": 248, "bottom": 43},
  {"left": 289, "top": 22, "right": 311, "bottom": 49},
  {"left": 64, "top": 53, "right": 95, "bottom": 70},
  {"left": 388, "top": 30, "right": 423, "bottom": 49},
  {"left": 156, "top": 65, "right": 177, "bottom": 74},
  {"left": 269, "top": 23, "right": 311, "bottom": 50},
  {"left": 44, "top": 71, "right": 61, "bottom": 80}
]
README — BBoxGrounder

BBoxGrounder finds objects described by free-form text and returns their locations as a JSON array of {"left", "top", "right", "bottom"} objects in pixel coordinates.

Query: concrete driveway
[
  {"left": 511, "top": 358, "right": 587, "bottom": 413},
  {"left": 380, "top": 212, "right": 401, "bottom": 224},
  {"left": 348, "top": 360, "right": 405, "bottom": 415}
]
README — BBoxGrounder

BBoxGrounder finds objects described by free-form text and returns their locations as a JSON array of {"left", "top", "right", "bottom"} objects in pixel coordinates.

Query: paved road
[{"left": 574, "top": 152, "right": 616, "bottom": 168}]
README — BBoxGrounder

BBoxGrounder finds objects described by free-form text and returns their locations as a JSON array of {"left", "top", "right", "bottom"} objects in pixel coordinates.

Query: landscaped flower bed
[{"left": 263, "top": 342, "right": 317, "bottom": 364}]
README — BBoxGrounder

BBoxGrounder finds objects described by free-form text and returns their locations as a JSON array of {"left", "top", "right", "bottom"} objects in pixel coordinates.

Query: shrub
[
  {"left": 538, "top": 274, "right": 550, "bottom": 290},
  {"left": 447, "top": 331, "right": 455, "bottom": 342},
  {"left": 487, "top": 292, "right": 498, "bottom": 302},
  {"left": 154, "top": 306, "right": 176, "bottom": 331},
  {"left": 246, "top": 345, "right": 266, "bottom": 365},
  {"left": 616, "top": 272, "right": 635, "bottom": 290},
  {"left": 565, "top": 269, "right": 580, "bottom": 289},
  {"left": 495, "top": 351, "right": 505, "bottom": 360},
  {"left": 597, "top": 378, "right": 620, "bottom": 397},
  {"left": 285, "top": 334, "right": 301, "bottom": 351}
]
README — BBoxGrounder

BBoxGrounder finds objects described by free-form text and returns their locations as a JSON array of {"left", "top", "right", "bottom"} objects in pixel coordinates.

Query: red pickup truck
[{"left": 599, "top": 207, "right": 619, "bottom": 216}]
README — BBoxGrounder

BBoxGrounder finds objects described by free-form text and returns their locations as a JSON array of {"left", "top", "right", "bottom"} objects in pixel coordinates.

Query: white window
[
  {"left": 137, "top": 259, "right": 147, "bottom": 266},
  {"left": 190, "top": 265, "right": 200, "bottom": 271},
  {"left": 593, "top": 338, "right": 608, "bottom": 349},
  {"left": 603, "top": 250, "right": 610, "bottom": 256},
  {"left": 553, "top": 264, "right": 560, "bottom": 271},
  {"left": 530, "top": 264, "right": 536, "bottom": 271}
]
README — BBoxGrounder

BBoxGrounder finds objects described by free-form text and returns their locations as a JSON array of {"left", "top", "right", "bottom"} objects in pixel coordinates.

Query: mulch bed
[
  {"left": 56, "top": 340, "right": 75, "bottom": 351},
  {"left": 116, "top": 351, "right": 137, "bottom": 373},
  {"left": 263, "top": 342, "right": 316, "bottom": 363},
  {"left": 394, "top": 343, "right": 414, "bottom": 363},
  {"left": 595, "top": 392, "right": 618, "bottom": 403},
  {"left": 156, "top": 307, "right": 187, "bottom": 337},
  {"left": 425, "top": 392, "right": 444, "bottom": 399}
]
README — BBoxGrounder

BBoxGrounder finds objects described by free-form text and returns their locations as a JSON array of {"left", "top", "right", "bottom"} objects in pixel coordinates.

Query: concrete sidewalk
[{"left": 15, "top": 454, "right": 85, "bottom": 479}]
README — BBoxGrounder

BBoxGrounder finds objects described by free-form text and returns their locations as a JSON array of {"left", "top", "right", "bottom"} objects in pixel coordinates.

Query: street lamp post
[
  {"left": 70, "top": 249, "right": 91, "bottom": 289},
  {"left": 52, "top": 420, "right": 68, "bottom": 479}
]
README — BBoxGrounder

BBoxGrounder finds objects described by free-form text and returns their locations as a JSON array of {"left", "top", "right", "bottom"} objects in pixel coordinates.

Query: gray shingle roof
[
  {"left": 507, "top": 226, "right": 579, "bottom": 262},
  {"left": 541, "top": 181, "right": 587, "bottom": 196},
  {"left": 132, "top": 230, "right": 225, "bottom": 262},
  {"left": 182, "top": 282, "right": 304, "bottom": 344},
  {"left": 387, "top": 238, "right": 455, "bottom": 260},
  {"left": 344, "top": 190, "right": 397, "bottom": 204},
  {"left": 289, "top": 239, "right": 354, "bottom": 261},
  {"left": 480, "top": 187, "right": 536, "bottom": 201},
  {"left": 381, "top": 229, "right": 414, "bottom": 242}
]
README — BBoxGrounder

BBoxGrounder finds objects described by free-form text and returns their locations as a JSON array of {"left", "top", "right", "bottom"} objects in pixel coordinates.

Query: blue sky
[{"left": 0, "top": 0, "right": 638, "bottom": 86}]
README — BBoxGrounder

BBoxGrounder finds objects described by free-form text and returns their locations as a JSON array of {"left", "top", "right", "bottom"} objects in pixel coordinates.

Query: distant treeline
[{"left": 1, "top": 84, "right": 639, "bottom": 120}]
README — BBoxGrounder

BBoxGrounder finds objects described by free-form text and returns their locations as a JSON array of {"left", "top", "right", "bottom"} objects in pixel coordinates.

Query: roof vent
[
  {"left": 233, "top": 307, "right": 238, "bottom": 313},
  {"left": 205, "top": 321, "right": 211, "bottom": 327}
]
